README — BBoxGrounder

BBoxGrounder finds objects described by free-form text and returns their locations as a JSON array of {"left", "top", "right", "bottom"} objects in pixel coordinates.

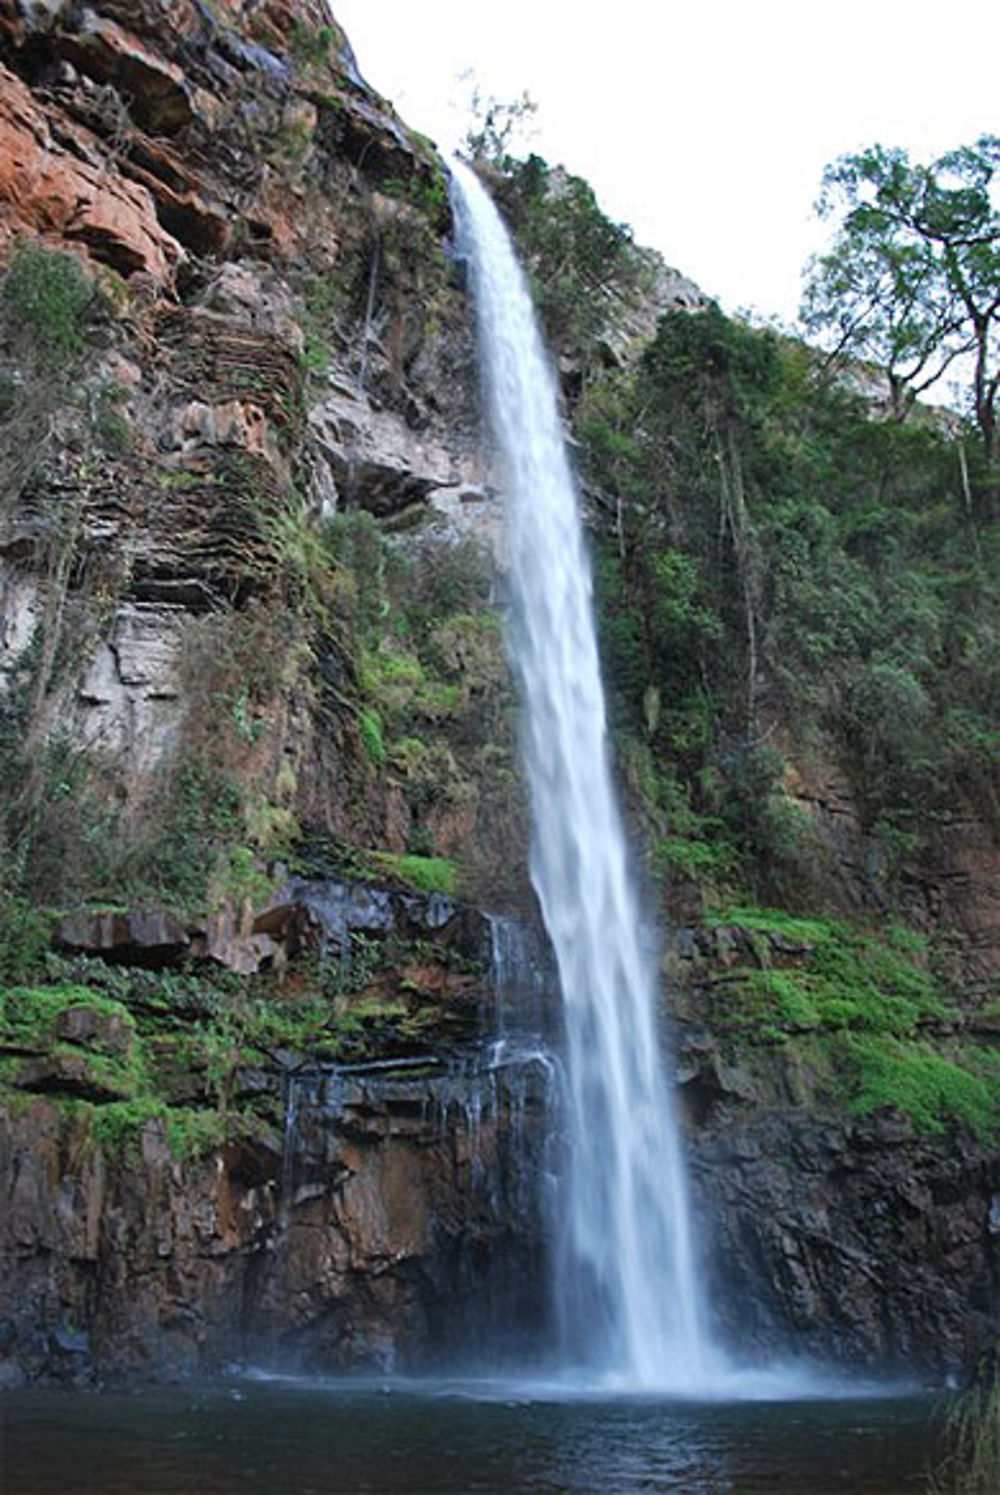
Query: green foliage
[
  {"left": 0, "top": 983, "right": 136, "bottom": 1048},
  {"left": 464, "top": 88, "right": 538, "bottom": 168},
  {"left": 321, "top": 508, "right": 517, "bottom": 893},
  {"left": 703, "top": 906, "right": 994, "bottom": 1135},
  {"left": 714, "top": 907, "right": 946, "bottom": 1034},
  {"left": 290, "top": 22, "right": 338, "bottom": 67},
  {"left": 930, "top": 1355, "right": 1000, "bottom": 1494},
  {"left": 370, "top": 852, "right": 457, "bottom": 896},
  {"left": 89, "top": 378, "right": 132, "bottom": 454},
  {"left": 294, "top": 271, "right": 343, "bottom": 378},
  {"left": 380, "top": 167, "right": 450, "bottom": 227},
  {"left": 706, "top": 905, "right": 841, "bottom": 944},
  {"left": 1, "top": 244, "right": 93, "bottom": 360},
  {"left": 96, "top": 598, "right": 305, "bottom": 912},
  {"left": 802, "top": 135, "right": 1000, "bottom": 457},
  {"left": 88, "top": 1096, "right": 168, "bottom": 1149},
  {"left": 219, "top": 846, "right": 279, "bottom": 909},
  {"left": 491, "top": 153, "right": 650, "bottom": 362},
  {"left": 578, "top": 296, "right": 1000, "bottom": 906},
  {"left": 0, "top": 899, "right": 53, "bottom": 985},
  {"left": 89, "top": 1098, "right": 238, "bottom": 1161},
  {"left": 0, "top": 919, "right": 482, "bottom": 1161},
  {"left": 358, "top": 706, "right": 387, "bottom": 765},
  {"left": 843, "top": 1036, "right": 995, "bottom": 1136}
]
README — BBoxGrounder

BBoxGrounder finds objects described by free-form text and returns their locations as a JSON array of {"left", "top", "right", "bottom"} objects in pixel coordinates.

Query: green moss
[
  {"left": 370, "top": 852, "right": 457, "bottom": 896},
  {"left": 89, "top": 1096, "right": 168, "bottom": 1148},
  {"left": 713, "top": 908, "right": 947, "bottom": 1037},
  {"left": 89, "top": 1098, "right": 231, "bottom": 1160},
  {"left": 708, "top": 906, "right": 845, "bottom": 945},
  {"left": 657, "top": 836, "right": 737, "bottom": 880},
  {"left": 363, "top": 647, "right": 426, "bottom": 689},
  {"left": 842, "top": 1035, "right": 996, "bottom": 1136},
  {"left": 702, "top": 906, "right": 992, "bottom": 1133},
  {"left": 358, "top": 706, "right": 387, "bottom": 765},
  {"left": 412, "top": 680, "right": 461, "bottom": 717},
  {"left": 163, "top": 1107, "right": 230, "bottom": 1159},
  {"left": 0, "top": 983, "right": 137, "bottom": 1047}
]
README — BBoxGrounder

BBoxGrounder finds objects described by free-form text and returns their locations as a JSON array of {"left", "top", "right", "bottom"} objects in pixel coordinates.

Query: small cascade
[
  {"left": 451, "top": 158, "right": 720, "bottom": 1389},
  {"left": 487, "top": 912, "right": 557, "bottom": 1040},
  {"left": 278, "top": 1036, "right": 561, "bottom": 1371}
]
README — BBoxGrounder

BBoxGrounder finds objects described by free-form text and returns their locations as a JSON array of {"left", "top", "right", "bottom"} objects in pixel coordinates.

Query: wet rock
[
  {"left": 690, "top": 1107, "right": 1000, "bottom": 1377},
  {"left": 273, "top": 877, "right": 491, "bottom": 963},
  {"left": 0, "top": 1045, "right": 553, "bottom": 1384}
]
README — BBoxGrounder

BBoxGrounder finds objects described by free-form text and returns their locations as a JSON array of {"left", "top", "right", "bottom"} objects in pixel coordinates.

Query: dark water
[{"left": 1, "top": 1376, "right": 942, "bottom": 1494}]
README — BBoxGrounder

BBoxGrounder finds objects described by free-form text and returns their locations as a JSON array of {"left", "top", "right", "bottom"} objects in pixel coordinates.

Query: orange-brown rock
[
  {"left": 58, "top": 10, "right": 197, "bottom": 134},
  {"left": 0, "top": 62, "right": 183, "bottom": 279},
  {"left": 116, "top": 136, "right": 231, "bottom": 257}
]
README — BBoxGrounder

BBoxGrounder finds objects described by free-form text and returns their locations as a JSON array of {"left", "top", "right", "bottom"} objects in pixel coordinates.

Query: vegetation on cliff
[
  {"left": 461, "top": 127, "right": 998, "bottom": 1139},
  {"left": 0, "top": 0, "right": 995, "bottom": 1181}
]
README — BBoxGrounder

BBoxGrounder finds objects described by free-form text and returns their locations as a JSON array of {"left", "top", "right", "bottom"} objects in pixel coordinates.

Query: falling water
[{"left": 451, "top": 158, "right": 715, "bottom": 1389}]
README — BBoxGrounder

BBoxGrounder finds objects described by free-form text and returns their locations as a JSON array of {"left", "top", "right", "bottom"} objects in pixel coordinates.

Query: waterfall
[{"left": 451, "top": 158, "right": 716, "bottom": 1389}]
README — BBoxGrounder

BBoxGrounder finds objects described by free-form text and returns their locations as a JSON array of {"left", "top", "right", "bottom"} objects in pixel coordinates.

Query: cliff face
[
  {"left": 0, "top": 1, "right": 997, "bottom": 1391},
  {"left": 1, "top": 1022, "right": 552, "bottom": 1384},
  {"left": 0, "top": 0, "right": 512, "bottom": 913}
]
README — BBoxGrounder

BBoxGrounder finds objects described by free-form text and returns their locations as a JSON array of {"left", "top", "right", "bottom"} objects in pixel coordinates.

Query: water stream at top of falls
[{"left": 450, "top": 159, "right": 718, "bottom": 1390}]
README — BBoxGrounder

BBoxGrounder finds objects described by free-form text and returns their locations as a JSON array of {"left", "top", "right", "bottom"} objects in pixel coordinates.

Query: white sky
[{"left": 332, "top": 0, "right": 997, "bottom": 327}]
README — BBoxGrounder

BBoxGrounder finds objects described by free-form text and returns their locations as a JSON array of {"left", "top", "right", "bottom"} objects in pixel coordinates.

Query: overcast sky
[{"left": 333, "top": 0, "right": 997, "bottom": 327}]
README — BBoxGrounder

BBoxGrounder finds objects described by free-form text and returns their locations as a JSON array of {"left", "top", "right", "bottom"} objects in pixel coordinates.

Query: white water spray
[{"left": 451, "top": 159, "right": 716, "bottom": 1389}]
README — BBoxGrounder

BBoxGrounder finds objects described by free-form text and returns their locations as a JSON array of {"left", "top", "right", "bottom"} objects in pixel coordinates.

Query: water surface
[{"left": 1, "top": 1377, "right": 942, "bottom": 1493}]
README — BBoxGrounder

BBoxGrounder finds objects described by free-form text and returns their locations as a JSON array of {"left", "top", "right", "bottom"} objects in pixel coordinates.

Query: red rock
[{"left": 0, "top": 63, "right": 183, "bottom": 280}]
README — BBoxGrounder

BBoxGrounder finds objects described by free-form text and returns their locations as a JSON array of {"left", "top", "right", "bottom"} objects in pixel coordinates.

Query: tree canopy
[{"left": 801, "top": 136, "right": 1000, "bottom": 461}]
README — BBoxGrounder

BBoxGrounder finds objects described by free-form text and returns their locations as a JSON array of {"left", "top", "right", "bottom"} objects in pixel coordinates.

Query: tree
[
  {"left": 462, "top": 86, "right": 537, "bottom": 169},
  {"left": 801, "top": 137, "right": 1000, "bottom": 460}
]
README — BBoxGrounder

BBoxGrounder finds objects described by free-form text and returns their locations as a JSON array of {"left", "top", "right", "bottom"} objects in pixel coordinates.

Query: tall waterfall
[{"left": 451, "top": 160, "right": 714, "bottom": 1389}]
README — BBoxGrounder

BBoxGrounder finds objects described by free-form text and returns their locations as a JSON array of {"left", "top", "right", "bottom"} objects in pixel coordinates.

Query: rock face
[
  {"left": 691, "top": 1109, "right": 999, "bottom": 1378},
  {"left": 0, "top": 61, "right": 184, "bottom": 279},
  {"left": 0, "top": 1048, "right": 553, "bottom": 1386},
  {"left": 0, "top": 0, "right": 493, "bottom": 884},
  {"left": 782, "top": 752, "right": 1000, "bottom": 999},
  {"left": 3, "top": 931, "right": 996, "bottom": 1388}
]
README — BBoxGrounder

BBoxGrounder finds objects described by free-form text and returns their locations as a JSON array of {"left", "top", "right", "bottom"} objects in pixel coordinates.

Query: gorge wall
[{"left": 0, "top": 1, "right": 997, "bottom": 1390}]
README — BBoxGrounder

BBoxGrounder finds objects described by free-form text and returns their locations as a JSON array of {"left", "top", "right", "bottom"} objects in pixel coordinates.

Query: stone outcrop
[
  {"left": 786, "top": 752, "right": 1000, "bottom": 993},
  {"left": 3, "top": 917, "right": 996, "bottom": 1387}
]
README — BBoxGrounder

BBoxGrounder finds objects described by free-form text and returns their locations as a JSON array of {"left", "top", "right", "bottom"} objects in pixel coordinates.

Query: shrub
[
  {"left": 1, "top": 244, "right": 93, "bottom": 359},
  {"left": 0, "top": 898, "right": 52, "bottom": 985}
]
